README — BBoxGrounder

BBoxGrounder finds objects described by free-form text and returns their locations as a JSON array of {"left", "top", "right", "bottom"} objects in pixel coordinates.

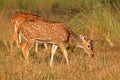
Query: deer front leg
[
  {"left": 44, "top": 43, "right": 48, "bottom": 50},
  {"left": 18, "top": 34, "right": 22, "bottom": 43},
  {"left": 59, "top": 43, "right": 69, "bottom": 65},
  {"left": 50, "top": 44, "right": 58, "bottom": 67},
  {"left": 35, "top": 42, "right": 38, "bottom": 53},
  {"left": 21, "top": 40, "right": 34, "bottom": 63},
  {"left": 35, "top": 43, "right": 48, "bottom": 53}
]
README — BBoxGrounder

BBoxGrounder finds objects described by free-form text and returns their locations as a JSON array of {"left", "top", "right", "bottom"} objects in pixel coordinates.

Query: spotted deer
[
  {"left": 11, "top": 13, "right": 94, "bottom": 67},
  {"left": 11, "top": 13, "right": 48, "bottom": 53}
]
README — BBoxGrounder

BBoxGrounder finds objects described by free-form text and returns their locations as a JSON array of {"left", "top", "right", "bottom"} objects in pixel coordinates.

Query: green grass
[{"left": 0, "top": 0, "right": 120, "bottom": 80}]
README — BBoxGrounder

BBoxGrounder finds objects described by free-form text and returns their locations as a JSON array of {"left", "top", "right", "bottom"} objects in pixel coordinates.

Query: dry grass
[{"left": 0, "top": 40, "right": 119, "bottom": 80}]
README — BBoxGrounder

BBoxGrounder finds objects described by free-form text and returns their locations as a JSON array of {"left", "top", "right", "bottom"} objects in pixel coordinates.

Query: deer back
[{"left": 18, "top": 19, "right": 70, "bottom": 44}]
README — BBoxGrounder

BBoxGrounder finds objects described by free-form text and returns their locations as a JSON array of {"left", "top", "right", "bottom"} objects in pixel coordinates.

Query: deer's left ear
[{"left": 79, "top": 35, "right": 85, "bottom": 41}]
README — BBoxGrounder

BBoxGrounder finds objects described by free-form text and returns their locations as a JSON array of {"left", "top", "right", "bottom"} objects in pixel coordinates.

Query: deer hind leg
[
  {"left": 10, "top": 32, "right": 20, "bottom": 52},
  {"left": 10, "top": 33, "right": 15, "bottom": 52},
  {"left": 11, "top": 24, "right": 20, "bottom": 49},
  {"left": 14, "top": 33, "right": 21, "bottom": 49},
  {"left": 21, "top": 40, "right": 34, "bottom": 63},
  {"left": 50, "top": 44, "right": 58, "bottom": 67},
  {"left": 59, "top": 43, "right": 69, "bottom": 65}
]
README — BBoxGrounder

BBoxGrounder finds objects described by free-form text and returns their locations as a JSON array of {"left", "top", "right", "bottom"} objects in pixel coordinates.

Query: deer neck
[{"left": 68, "top": 31, "right": 81, "bottom": 47}]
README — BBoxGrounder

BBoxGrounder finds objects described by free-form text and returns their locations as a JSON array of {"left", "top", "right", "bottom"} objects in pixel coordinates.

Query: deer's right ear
[{"left": 79, "top": 35, "right": 85, "bottom": 41}]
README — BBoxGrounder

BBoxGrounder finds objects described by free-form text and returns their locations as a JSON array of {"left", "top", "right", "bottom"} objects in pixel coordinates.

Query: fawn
[{"left": 11, "top": 13, "right": 94, "bottom": 67}]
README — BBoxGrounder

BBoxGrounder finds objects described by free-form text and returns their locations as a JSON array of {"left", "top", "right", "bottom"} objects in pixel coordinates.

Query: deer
[
  {"left": 11, "top": 13, "right": 94, "bottom": 67},
  {"left": 11, "top": 13, "right": 48, "bottom": 53}
]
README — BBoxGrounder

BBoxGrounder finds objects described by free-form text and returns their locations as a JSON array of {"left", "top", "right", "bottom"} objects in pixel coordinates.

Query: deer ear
[{"left": 79, "top": 35, "right": 85, "bottom": 41}]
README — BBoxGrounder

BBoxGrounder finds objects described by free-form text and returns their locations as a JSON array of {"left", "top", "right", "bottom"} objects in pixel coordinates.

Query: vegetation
[{"left": 0, "top": 0, "right": 120, "bottom": 80}]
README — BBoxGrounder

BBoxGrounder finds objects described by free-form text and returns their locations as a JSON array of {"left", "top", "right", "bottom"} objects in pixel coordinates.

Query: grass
[
  {"left": 0, "top": 46, "right": 120, "bottom": 80},
  {"left": 0, "top": 0, "right": 120, "bottom": 80}
]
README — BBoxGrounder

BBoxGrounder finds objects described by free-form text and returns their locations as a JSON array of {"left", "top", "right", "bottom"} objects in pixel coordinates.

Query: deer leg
[
  {"left": 50, "top": 44, "right": 58, "bottom": 67},
  {"left": 59, "top": 43, "right": 69, "bottom": 65},
  {"left": 18, "top": 34, "right": 22, "bottom": 44},
  {"left": 14, "top": 33, "right": 21, "bottom": 49},
  {"left": 44, "top": 43, "right": 48, "bottom": 50},
  {"left": 21, "top": 40, "right": 34, "bottom": 63},
  {"left": 10, "top": 33, "right": 15, "bottom": 52},
  {"left": 10, "top": 32, "right": 20, "bottom": 52},
  {"left": 35, "top": 42, "right": 38, "bottom": 53}
]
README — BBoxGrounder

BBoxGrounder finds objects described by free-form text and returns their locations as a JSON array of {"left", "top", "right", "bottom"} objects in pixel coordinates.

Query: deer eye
[{"left": 88, "top": 45, "right": 90, "bottom": 48}]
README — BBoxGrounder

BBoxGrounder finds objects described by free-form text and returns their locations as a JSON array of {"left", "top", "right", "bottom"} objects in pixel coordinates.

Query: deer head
[{"left": 78, "top": 35, "right": 94, "bottom": 57}]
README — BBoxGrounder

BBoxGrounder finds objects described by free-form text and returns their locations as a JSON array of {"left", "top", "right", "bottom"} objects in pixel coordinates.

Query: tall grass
[{"left": 67, "top": 0, "right": 120, "bottom": 46}]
